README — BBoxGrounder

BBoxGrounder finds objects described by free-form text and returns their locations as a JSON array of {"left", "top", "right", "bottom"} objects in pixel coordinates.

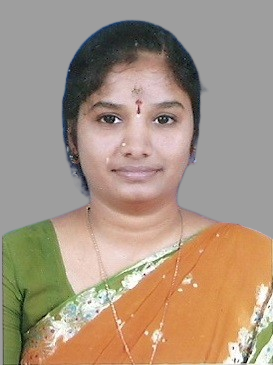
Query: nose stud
[{"left": 121, "top": 142, "right": 126, "bottom": 147}]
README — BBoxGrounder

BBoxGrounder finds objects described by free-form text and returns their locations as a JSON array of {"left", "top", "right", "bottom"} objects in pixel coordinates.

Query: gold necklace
[{"left": 86, "top": 205, "right": 183, "bottom": 365}]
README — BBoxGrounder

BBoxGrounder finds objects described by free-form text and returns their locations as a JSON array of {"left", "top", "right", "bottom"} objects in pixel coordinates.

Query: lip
[{"left": 112, "top": 165, "right": 163, "bottom": 182}]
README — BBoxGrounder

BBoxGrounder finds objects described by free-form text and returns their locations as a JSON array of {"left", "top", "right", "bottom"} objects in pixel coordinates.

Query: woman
[{"left": 3, "top": 20, "right": 272, "bottom": 364}]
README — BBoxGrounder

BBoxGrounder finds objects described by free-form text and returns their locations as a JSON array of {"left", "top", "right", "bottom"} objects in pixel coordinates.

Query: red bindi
[{"left": 135, "top": 99, "right": 142, "bottom": 114}]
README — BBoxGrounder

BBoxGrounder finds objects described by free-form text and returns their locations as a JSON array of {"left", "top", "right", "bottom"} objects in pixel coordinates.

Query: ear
[
  {"left": 67, "top": 121, "right": 80, "bottom": 165},
  {"left": 188, "top": 145, "right": 197, "bottom": 165},
  {"left": 67, "top": 121, "right": 78, "bottom": 156}
]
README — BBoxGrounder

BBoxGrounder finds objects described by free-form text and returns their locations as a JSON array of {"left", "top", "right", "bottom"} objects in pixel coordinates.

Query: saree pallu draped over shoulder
[{"left": 21, "top": 223, "right": 273, "bottom": 364}]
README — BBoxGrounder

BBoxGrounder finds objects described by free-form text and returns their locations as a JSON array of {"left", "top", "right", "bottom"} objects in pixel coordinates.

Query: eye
[
  {"left": 154, "top": 115, "right": 175, "bottom": 125},
  {"left": 99, "top": 115, "right": 122, "bottom": 124}
]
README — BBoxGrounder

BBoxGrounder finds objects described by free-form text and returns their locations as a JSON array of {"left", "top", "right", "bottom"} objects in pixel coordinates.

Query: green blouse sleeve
[
  {"left": 3, "top": 221, "right": 74, "bottom": 365},
  {"left": 3, "top": 235, "right": 23, "bottom": 365}
]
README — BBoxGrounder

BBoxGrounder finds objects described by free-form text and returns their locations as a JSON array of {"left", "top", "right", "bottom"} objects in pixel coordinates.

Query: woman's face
[{"left": 75, "top": 52, "right": 194, "bottom": 208}]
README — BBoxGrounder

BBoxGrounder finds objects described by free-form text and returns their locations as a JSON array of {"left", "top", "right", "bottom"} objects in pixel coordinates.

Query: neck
[{"left": 88, "top": 198, "right": 182, "bottom": 252}]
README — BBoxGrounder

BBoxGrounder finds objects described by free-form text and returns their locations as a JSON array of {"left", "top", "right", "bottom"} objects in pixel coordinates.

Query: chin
[{"left": 114, "top": 186, "right": 173, "bottom": 205}]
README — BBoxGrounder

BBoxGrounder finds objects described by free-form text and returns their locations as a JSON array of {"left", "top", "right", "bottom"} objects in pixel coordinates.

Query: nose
[{"left": 121, "top": 119, "right": 152, "bottom": 158}]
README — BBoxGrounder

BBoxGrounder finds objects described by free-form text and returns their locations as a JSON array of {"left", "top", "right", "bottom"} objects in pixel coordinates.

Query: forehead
[
  {"left": 92, "top": 52, "right": 187, "bottom": 102},
  {"left": 108, "top": 52, "right": 172, "bottom": 83}
]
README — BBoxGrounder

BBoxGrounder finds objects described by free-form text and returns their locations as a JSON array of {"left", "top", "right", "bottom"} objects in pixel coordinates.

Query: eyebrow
[
  {"left": 90, "top": 101, "right": 124, "bottom": 110},
  {"left": 152, "top": 101, "right": 185, "bottom": 109}
]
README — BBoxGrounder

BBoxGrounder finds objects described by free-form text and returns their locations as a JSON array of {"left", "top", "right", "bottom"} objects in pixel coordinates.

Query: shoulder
[
  {"left": 181, "top": 209, "right": 272, "bottom": 249},
  {"left": 3, "top": 220, "right": 58, "bottom": 265},
  {"left": 3, "top": 220, "right": 55, "bottom": 246},
  {"left": 215, "top": 223, "right": 272, "bottom": 247},
  {"left": 209, "top": 223, "right": 272, "bottom": 282},
  {"left": 205, "top": 222, "right": 272, "bottom": 260},
  {"left": 3, "top": 220, "right": 66, "bottom": 293},
  {"left": 188, "top": 217, "right": 272, "bottom": 279}
]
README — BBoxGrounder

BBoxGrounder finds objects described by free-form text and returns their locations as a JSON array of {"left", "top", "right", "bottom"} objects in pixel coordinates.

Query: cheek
[
  {"left": 158, "top": 133, "right": 192, "bottom": 159},
  {"left": 78, "top": 134, "right": 118, "bottom": 172}
]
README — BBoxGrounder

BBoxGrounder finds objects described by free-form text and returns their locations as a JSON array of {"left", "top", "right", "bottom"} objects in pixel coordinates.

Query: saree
[{"left": 21, "top": 223, "right": 272, "bottom": 364}]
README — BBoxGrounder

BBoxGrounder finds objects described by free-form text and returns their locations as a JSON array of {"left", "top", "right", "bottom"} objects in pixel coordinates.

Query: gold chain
[{"left": 86, "top": 205, "right": 183, "bottom": 365}]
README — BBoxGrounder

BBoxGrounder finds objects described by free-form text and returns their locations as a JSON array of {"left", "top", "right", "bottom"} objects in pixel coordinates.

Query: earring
[
  {"left": 189, "top": 154, "right": 197, "bottom": 164},
  {"left": 189, "top": 146, "right": 197, "bottom": 164},
  {"left": 69, "top": 153, "right": 79, "bottom": 164}
]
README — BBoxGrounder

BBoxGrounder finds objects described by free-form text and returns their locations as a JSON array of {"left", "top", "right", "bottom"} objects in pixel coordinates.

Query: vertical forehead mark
[
  {"left": 131, "top": 86, "right": 143, "bottom": 115},
  {"left": 135, "top": 99, "right": 142, "bottom": 114}
]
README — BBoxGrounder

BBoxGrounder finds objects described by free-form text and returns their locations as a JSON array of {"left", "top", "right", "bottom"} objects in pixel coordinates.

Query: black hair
[{"left": 63, "top": 20, "right": 201, "bottom": 195}]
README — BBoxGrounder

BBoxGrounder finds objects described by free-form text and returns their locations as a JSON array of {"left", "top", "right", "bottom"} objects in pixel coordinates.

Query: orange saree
[{"left": 21, "top": 223, "right": 272, "bottom": 364}]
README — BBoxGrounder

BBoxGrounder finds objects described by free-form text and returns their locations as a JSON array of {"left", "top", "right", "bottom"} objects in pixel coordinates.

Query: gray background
[{"left": 1, "top": 1, "right": 272, "bottom": 238}]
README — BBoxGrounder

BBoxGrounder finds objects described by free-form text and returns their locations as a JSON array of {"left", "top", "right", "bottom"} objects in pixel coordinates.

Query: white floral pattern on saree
[{"left": 224, "top": 285, "right": 273, "bottom": 364}]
